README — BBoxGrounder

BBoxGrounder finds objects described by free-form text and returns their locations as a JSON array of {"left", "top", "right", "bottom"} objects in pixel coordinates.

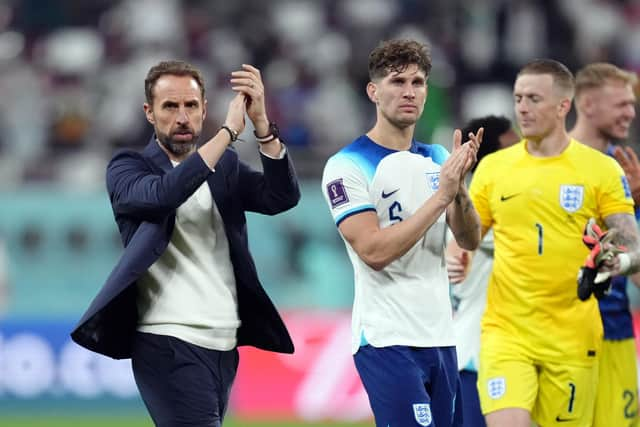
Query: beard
[{"left": 156, "top": 127, "right": 200, "bottom": 156}]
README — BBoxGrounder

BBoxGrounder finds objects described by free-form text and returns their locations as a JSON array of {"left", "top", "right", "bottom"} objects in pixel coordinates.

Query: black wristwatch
[
  {"left": 220, "top": 125, "right": 239, "bottom": 142},
  {"left": 254, "top": 122, "right": 280, "bottom": 144}
]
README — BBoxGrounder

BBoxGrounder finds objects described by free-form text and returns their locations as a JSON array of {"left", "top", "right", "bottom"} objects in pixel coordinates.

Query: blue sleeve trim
[
  {"left": 359, "top": 330, "right": 369, "bottom": 347},
  {"left": 335, "top": 205, "right": 376, "bottom": 227},
  {"left": 431, "top": 144, "right": 449, "bottom": 165}
]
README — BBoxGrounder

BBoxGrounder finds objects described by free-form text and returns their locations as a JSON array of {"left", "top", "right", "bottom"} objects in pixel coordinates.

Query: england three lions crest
[
  {"left": 426, "top": 172, "right": 440, "bottom": 192},
  {"left": 413, "top": 403, "right": 432, "bottom": 426},
  {"left": 559, "top": 185, "right": 584, "bottom": 213}
]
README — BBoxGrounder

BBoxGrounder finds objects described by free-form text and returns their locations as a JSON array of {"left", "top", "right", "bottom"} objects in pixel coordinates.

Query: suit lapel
[{"left": 142, "top": 136, "right": 174, "bottom": 173}]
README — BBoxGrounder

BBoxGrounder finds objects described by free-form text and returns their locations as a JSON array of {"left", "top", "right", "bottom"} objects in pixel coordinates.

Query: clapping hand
[
  {"left": 437, "top": 128, "right": 483, "bottom": 204},
  {"left": 230, "top": 64, "right": 270, "bottom": 134}
]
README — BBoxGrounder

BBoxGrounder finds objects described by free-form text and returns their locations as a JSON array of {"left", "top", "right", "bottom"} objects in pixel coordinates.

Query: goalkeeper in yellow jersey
[
  {"left": 571, "top": 62, "right": 640, "bottom": 427},
  {"left": 468, "top": 59, "right": 640, "bottom": 427}
]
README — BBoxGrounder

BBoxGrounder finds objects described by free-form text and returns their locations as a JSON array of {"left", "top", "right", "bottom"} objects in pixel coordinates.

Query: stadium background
[{"left": 2, "top": 0, "right": 640, "bottom": 425}]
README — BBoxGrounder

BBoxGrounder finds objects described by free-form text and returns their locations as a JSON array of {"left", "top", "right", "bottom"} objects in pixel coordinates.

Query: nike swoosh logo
[
  {"left": 555, "top": 416, "right": 576, "bottom": 422},
  {"left": 382, "top": 189, "right": 399, "bottom": 198},
  {"left": 500, "top": 193, "right": 521, "bottom": 201}
]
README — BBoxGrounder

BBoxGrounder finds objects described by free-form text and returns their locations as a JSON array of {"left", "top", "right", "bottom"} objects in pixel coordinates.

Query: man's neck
[
  {"left": 366, "top": 120, "right": 415, "bottom": 151},
  {"left": 569, "top": 120, "right": 609, "bottom": 153},
  {"left": 525, "top": 129, "right": 571, "bottom": 157}
]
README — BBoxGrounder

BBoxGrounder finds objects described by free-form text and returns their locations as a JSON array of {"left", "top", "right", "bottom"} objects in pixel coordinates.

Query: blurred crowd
[{"left": 1, "top": 0, "right": 640, "bottom": 188}]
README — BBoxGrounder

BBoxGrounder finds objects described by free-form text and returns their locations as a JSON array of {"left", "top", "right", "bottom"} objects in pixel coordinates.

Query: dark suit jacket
[{"left": 71, "top": 138, "right": 300, "bottom": 359}]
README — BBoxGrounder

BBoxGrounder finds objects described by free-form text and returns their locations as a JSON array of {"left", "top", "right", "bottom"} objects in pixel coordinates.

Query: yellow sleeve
[
  {"left": 469, "top": 157, "right": 493, "bottom": 230},
  {"left": 597, "top": 156, "right": 634, "bottom": 219}
]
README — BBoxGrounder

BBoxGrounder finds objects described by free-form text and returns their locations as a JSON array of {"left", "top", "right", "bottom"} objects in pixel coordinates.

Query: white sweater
[{"left": 136, "top": 173, "right": 240, "bottom": 351}]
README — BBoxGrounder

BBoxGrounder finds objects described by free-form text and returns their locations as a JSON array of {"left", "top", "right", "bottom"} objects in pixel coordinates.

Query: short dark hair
[
  {"left": 144, "top": 60, "right": 206, "bottom": 105},
  {"left": 368, "top": 39, "right": 432, "bottom": 81},
  {"left": 517, "top": 59, "right": 575, "bottom": 99},
  {"left": 462, "top": 115, "right": 514, "bottom": 171}
]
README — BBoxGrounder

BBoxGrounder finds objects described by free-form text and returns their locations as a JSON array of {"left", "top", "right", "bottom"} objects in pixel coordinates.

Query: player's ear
[
  {"left": 203, "top": 98, "right": 207, "bottom": 121},
  {"left": 581, "top": 94, "right": 595, "bottom": 117},
  {"left": 143, "top": 103, "right": 155, "bottom": 125},
  {"left": 558, "top": 98, "right": 572, "bottom": 117},
  {"left": 366, "top": 82, "right": 378, "bottom": 104}
]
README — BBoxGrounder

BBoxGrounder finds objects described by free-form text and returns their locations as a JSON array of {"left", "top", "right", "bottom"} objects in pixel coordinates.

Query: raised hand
[
  {"left": 438, "top": 131, "right": 470, "bottom": 203},
  {"left": 438, "top": 128, "right": 482, "bottom": 203},
  {"left": 460, "top": 127, "right": 483, "bottom": 179},
  {"left": 223, "top": 92, "right": 247, "bottom": 137},
  {"left": 613, "top": 145, "right": 640, "bottom": 205},
  {"left": 230, "top": 64, "right": 269, "bottom": 134}
]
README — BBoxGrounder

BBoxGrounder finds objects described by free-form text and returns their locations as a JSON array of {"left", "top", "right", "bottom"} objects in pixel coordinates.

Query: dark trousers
[
  {"left": 459, "top": 370, "right": 486, "bottom": 427},
  {"left": 131, "top": 332, "right": 239, "bottom": 427}
]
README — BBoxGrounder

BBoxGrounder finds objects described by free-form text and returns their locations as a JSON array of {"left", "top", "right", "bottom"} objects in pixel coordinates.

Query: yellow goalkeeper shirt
[{"left": 469, "top": 138, "right": 634, "bottom": 364}]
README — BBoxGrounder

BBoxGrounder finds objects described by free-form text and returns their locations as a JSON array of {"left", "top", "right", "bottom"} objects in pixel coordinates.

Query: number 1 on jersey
[
  {"left": 567, "top": 382, "right": 576, "bottom": 413},
  {"left": 535, "top": 223, "right": 543, "bottom": 255}
]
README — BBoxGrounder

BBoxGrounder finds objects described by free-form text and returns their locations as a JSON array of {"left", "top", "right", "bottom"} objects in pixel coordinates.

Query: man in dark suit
[{"left": 71, "top": 60, "right": 300, "bottom": 426}]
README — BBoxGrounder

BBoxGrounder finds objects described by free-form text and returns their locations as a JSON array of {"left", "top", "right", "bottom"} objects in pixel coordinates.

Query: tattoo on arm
[
  {"left": 604, "top": 213, "right": 640, "bottom": 274},
  {"left": 454, "top": 192, "right": 473, "bottom": 214},
  {"left": 605, "top": 213, "right": 640, "bottom": 251},
  {"left": 450, "top": 191, "right": 480, "bottom": 247}
]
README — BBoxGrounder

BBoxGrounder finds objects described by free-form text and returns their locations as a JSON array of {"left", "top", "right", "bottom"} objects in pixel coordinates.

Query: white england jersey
[{"left": 322, "top": 135, "right": 455, "bottom": 354}]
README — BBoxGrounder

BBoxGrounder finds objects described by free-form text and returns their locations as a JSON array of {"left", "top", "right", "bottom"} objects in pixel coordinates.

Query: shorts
[
  {"left": 478, "top": 332, "right": 598, "bottom": 426},
  {"left": 354, "top": 345, "right": 463, "bottom": 427},
  {"left": 593, "top": 338, "right": 639, "bottom": 427}
]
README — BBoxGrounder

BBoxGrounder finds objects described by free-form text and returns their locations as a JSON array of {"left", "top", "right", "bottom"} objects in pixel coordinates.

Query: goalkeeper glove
[{"left": 577, "top": 218, "right": 627, "bottom": 301}]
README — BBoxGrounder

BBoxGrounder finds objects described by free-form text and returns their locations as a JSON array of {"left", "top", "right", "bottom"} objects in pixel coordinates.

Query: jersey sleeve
[
  {"left": 321, "top": 153, "right": 376, "bottom": 227},
  {"left": 469, "top": 156, "right": 494, "bottom": 230},
  {"left": 597, "top": 156, "right": 635, "bottom": 218}
]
